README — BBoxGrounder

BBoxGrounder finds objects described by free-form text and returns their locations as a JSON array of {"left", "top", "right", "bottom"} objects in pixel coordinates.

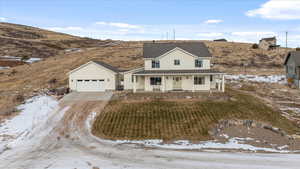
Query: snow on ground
[
  {"left": 116, "top": 138, "right": 295, "bottom": 153},
  {"left": 0, "top": 95, "right": 59, "bottom": 154},
  {"left": 0, "top": 66, "right": 10, "bottom": 70},
  {"left": 0, "top": 56, "right": 42, "bottom": 63},
  {"left": 225, "top": 74, "right": 286, "bottom": 84}
]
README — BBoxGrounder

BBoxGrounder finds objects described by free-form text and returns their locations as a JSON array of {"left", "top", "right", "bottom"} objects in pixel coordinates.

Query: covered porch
[{"left": 132, "top": 73, "right": 225, "bottom": 93}]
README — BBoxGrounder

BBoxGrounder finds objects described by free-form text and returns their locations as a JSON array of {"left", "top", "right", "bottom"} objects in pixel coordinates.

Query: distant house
[
  {"left": 214, "top": 39, "right": 227, "bottom": 42},
  {"left": 284, "top": 51, "right": 300, "bottom": 88},
  {"left": 259, "top": 37, "right": 279, "bottom": 50}
]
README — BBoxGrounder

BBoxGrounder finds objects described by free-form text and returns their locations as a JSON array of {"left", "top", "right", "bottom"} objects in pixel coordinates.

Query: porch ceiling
[{"left": 133, "top": 69, "right": 225, "bottom": 75}]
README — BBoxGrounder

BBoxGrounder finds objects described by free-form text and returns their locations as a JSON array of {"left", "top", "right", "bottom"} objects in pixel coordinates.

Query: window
[
  {"left": 174, "top": 59, "right": 180, "bottom": 65},
  {"left": 150, "top": 77, "right": 162, "bottom": 85},
  {"left": 195, "top": 59, "right": 203, "bottom": 68},
  {"left": 194, "top": 76, "right": 205, "bottom": 85},
  {"left": 77, "top": 80, "right": 83, "bottom": 82},
  {"left": 152, "top": 60, "right": 160, "bottom": 68},
  {"left": 92, "top": 80, "right": 97, "bottom": 82},
  {"left": 131, "top": 75, "right": 138, "bottom": 82},
  {"left": 84, "top": 80, "right": 90, "bottom": 82},
  {"left": 210, "top": 75, "right": 213, "bottom": 82}
]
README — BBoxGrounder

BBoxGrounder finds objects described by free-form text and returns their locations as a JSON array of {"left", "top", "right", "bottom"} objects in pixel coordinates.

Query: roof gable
[
  {"left": 143, "top": 42, "right": 212, "bottom": 58},
  {"left": 68, "top": 61, "right": 119, "bottom": 75},
  {"left": 284, "top": 51, "right": 300, "bottom": 66},
  {"left": 156, "top": 47, "right": 200, "bottom": 60}
]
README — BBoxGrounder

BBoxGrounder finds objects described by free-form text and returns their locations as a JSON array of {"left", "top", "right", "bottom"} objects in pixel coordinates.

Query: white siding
[
  {"left": 144, "top": 48, "right": 210, "bottom": 70},
  {"left": 142, "top": 75, "right": 211, "bottom": 92},
  {"left": 69, "top": 62, "right": 116, "bottom": 91},
  {"left": 124, "top": 72, "right": 133, "bottom": 90}
]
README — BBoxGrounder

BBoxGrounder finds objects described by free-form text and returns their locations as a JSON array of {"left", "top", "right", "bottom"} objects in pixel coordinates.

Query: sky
[{"left": 0, "top": 0, "right": 300, "bottom": 47}]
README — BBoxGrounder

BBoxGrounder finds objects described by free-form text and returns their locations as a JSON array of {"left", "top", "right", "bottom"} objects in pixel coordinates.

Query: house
[
  {"left": 68, "top": 42, "right": 226, "bottom": 93},
  {"left": 68, "top": 61, "right": 121, "bottom": 92},
  {"left": 284, "top": 51, "right": 300, "bottom": 88},
  {"left": 214, "top": 39, "right": 227, "bottom": 42},
  {"left": 259, "top": 37, "right": 279, "bottom": 50},
  {"left": 123, "top": 42, "right": 226, "bottom": 93}
]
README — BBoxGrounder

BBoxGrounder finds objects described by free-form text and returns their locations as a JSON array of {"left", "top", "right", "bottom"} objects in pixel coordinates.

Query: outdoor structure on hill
[
  {"left": 214, "top": 39, "right": 227, "bottom": 42},
  {"left": 259, "top": 37, "right": 279, "bottom": 50},
  {"left": 284, "top": 51, "right": 300, "bottom": 88},
  {"left": 68, "top": 42, "right": 226, "bottom": 93}
]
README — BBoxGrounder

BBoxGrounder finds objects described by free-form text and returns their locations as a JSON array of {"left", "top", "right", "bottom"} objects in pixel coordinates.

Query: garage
[
  {"left": 68, "top": 61, "right": 120, "bottom": 92},
  {"left": 76, "top": 79, "right": 105, "bottom": 92}
]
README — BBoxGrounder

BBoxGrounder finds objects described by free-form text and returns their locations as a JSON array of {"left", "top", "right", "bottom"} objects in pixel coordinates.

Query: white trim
[
  {"left": 67, "top": 61, "right": 117, "bottom": 75},
  {"left": 144, "top": 47, "right": 212, "bottom": 60},
  {"left": 134, "top": 73, "right": 225, "bottom": 76},
  {"left": 121, "top": 67, "right": 144, "bottom": 74}
]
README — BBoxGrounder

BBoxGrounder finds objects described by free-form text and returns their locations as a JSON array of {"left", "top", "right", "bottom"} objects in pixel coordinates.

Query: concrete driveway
[{"left": 61, "top": 91, "right": 113, "bottom": 102}]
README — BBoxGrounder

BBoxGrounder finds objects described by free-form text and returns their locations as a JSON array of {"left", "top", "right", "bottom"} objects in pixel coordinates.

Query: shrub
[
  {"left": 48, "top": 78, "right": 57, "bottom": 84},
  {"left": 14, "top": 94, "right": 24, "bottom": 103},
  {"left": 21, "top": 55, "right": 29, "bottom": 61},
  {"left": 252, "top": 44, "right": 259, "bottom": 49},
  {"left": 296, "top": 48, "right": 300, "bottom": 51}
]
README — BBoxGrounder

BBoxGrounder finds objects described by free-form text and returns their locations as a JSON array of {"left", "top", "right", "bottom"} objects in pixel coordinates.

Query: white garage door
[{"left": 76, "top": 79, "right": 105, "bottom": 92}]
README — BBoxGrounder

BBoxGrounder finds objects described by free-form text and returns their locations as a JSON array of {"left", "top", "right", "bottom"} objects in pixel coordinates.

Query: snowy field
[{"left": 225, "top": 74, "right": 286, "bottom": 84}]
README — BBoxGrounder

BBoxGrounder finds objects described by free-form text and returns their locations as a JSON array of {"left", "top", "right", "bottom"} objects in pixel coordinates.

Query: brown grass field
[{"left": 92, "top": 90, "right": 299, "bottom": 141}]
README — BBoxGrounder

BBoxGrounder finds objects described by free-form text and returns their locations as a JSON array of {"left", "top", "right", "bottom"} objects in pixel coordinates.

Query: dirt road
[{"left": 0, "top": 92, "right": 300, "bottom": 169}]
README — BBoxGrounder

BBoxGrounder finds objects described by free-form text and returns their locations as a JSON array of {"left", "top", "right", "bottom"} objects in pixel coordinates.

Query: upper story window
[
  {"left": 174, "top": 59, "right": 180, "bottom": 65},
  {"left": 152, "top": 60, "right": 160, "bottom": 68},
  {"left": 195, "top": 59, "right": 203, "bottom": 68}
]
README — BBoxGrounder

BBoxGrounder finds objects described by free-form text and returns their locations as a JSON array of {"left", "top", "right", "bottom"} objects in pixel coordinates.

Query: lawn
[{"left": 92, "top": 90, "right": 299, "bottom": 141}]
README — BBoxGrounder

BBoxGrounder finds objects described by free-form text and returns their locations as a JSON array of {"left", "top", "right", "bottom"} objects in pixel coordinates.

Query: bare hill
[{"left": 0, "top": 22, "right": 113, "bottom": 67}]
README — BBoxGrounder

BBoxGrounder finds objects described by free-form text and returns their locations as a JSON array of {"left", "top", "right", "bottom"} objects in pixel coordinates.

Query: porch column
[
  {"left": 218, "top": 75, "right": 221, "bottom": 91},
  {"left": 192, "top": 75, "right": 195, "bottom": 92},
  {"left": 133, "top": 75, "right": 136, "bottom": 93},
  {"left": 162, "top": 76, "right": 166, "bottom": 92},
  {"left": 222, "top": 74, "right": 225, "bottom": 92}
]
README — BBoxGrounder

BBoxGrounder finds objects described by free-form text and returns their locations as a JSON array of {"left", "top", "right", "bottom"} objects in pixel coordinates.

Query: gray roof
[
  {"left": 93, "top": 61, "right": 120, "bottom": 72},
  {"left": 143, "top": 42, "right": 212, "bottom": 58},
  {"left": 260, "top": 37, "right": 276, "bottom": 42},
  {"left": 133, "top": 69, "right": 223, "bottom": 75},
  {"left": 284, "top": 51, "right": 300, "bottom": 65}
]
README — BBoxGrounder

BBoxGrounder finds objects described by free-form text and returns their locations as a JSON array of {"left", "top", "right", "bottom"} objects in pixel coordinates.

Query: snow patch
[
  {"left": 0, "top": 95, "right": 59, "bottom": 154},
  {"left": 0, "top": 56, "right": 42, "bottom": 63},
  {"left": 225, "top": 74, "right": 286, "bottom": 84},
  {"left": 115, "top": 138, "right": 295, "bottom": 153}
]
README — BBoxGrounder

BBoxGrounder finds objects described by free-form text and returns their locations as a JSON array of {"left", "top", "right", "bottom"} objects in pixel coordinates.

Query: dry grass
[
  {"left": 92, "top": 90, "right": 299, "bottom": 141},
  {"left": 0, "top": 23, "right": 294, "bottom": 114}
]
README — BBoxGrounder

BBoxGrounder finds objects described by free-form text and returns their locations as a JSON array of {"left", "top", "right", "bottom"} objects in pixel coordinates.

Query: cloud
[
  {"left": 204, "top": 19, "right": 223, "bottom": 24},
  {"left": 246, "top": 0, "right": 300, "bottom": 20},
  {"left": 0, "top": 17, "right": 7, "bottom": 22},
  {"left": 48, "top": 26, "right": 83, "bottom": 31},
  {"left": 231, "top": 31, "right": 277, "bottom": 37},
  {"left": 95, "top": 21, "right": 141, "bottom": 29},
  {"left": 197, "top": 32, "right": 224, "bottom": 37}
]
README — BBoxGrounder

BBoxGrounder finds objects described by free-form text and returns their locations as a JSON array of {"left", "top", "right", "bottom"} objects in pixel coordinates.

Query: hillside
[
  {"left": 0, "top": 23, "right": 295, "bottom": 114},
  {"left": 0, "top": 22, "right": 114, "bottom": 67}
]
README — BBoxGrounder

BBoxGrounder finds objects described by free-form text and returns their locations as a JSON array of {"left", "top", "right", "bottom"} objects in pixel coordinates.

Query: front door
[{"left": 173, "top": 77, "right": 182, "bottom": 90}]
